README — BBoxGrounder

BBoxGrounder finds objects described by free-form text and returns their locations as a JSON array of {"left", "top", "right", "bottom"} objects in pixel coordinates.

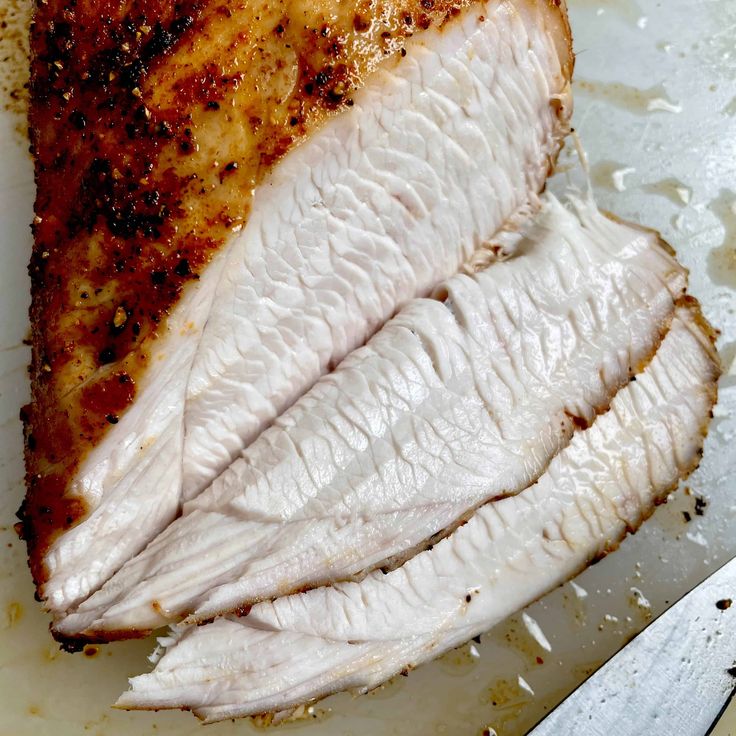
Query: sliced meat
[
  {"left": 179, "top": 0, "right": 574, "bottom": 500},
  {"left": 57, "top": 195, "right": 687, "bottom": 639},
  {"left": 116, "top": 302, "right": 720, "bottom": 722},
  {"left": 26, "top": 0, "right": 573, "bottom": 618}
]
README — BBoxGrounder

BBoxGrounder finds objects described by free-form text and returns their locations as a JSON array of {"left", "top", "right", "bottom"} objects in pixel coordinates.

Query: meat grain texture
[
  {"left": 18, "top": 0, "right": 723, "bottom": 725},
  {"left": 117, "top": 300, "right": 719, "bottom": 722},
  {"left": 59, "top": 195, "right": 690, "bottom": 638},
  {"left": 22, "top": 0, "right": 573, "bottom": 621}
]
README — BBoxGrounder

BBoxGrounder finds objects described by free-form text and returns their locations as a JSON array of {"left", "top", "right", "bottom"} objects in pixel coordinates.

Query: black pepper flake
[
  {"left": 143, "top": 190, "right": 160, "bottom": 206},
  {"left": 465, "top": 594, "right": 472, "bottom": 603},
  {"left": 39, "top": 505, "right": 51, "bottom": 515},
  {"left": 206, "top": 100, "right": 220, "bottom": 110},
  {"left": 142, "top": 22, "right": 176, "bottom": 59},
  {"left": 353, "top": 14, "right": 370, "bottom": 32},
  {"left": 118, "top": 373, "right": 131, "bottom": 384},
  {"left": 105, "top": 414, "right": 119, "bottom": 424},
  {"left": 150, "top": 270, "right": 167, "bottom": 285},
  {"left": 120, "top": 58, "right": 145, "bottom": 90},
  {"left": 421, "top": 0, "right": 435, "bottom": 9},
  {"left": 170, "top": 14, "right": 194, "bottom": 36},
  {"left": 132, "top": 322, "right": 141, "bottom": 336},
  {"left": 716, "top": 599, "right": 732, "bottom": 610},
  {"left": 69, "top": 109, "right": 87, "bottom": 129},
  {"left": 694, "top": 496, "right": 707, "bottom": 516},
  {"left": 682, "top": 511, "right": 691, "bottom": 523},
  {"left": 220, "top": 161, "right": 239, "bottom": 183},
  {"left": 275, "top": 23, "right": 285, "bottom": 34},
  {"left": 174, "top": 258, "right": 190, "bottom": 277},
  {"left": 326, "top": 89, "right": 344, "bottom": 105},
  {"left": 400, "top": 48, "right": 406, "bottom": 57},
  {"left": 157, "top": 120, "right": 173, "bottom": 138},
  {"left": 134, "top": 104, "right": 151, "bottom": 121},
  {"left": 90, "top": 157, "right": 110, "bottom": 176},
  {"left": 99, "top": 346, "right": 116, "bottom": 364},
  {"left": 289, "top": 116, "right": 299, "bottom": 126}
]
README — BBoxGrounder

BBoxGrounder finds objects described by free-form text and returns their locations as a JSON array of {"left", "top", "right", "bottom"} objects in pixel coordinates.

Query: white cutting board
[{"left": 1, "top": 1, "right": 734, "bottom": 734}]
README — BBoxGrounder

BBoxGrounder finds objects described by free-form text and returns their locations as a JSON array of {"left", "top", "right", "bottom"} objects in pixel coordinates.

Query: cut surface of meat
[
  {"left": 57, "top": 195, "right": 688, "bottom": 639},
  {"left": 179, "top": 0, "right": 574, "bottom": 500},
  {"left": 24, "top": 0, "right": 573, "bottom": 617},
  {"left": 116, "top": 302, "right": 720, "bottom": 722}
]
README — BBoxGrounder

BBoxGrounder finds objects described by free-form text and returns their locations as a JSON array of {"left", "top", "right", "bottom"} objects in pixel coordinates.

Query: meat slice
[
  {"left": 179, "top": 0, "right": 574, "bottom": 500},
  {"left": 25, "top": 0, "right": 573, "bottom": 618},
  {"left": 116, "top": 303, "right": 720, "bottom": 723},
  {"left": 57, "top": 195, "right": 687, "bottom": 639}
]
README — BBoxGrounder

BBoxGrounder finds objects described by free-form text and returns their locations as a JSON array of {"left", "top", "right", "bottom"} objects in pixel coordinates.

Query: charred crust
[{"left": 52, "top": 626, "right": 153, "bottom": 648}]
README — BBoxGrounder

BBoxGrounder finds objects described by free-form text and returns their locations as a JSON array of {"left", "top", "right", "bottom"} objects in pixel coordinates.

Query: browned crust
[
  {"left": 25, "top": 0, "right": 574, "bottom": 596},
  {"left": 55, "top": 626, "right": 154, "bottom": 652},
  {"left": 547, "top": 0, "right": 574, "bottom": 84}
]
